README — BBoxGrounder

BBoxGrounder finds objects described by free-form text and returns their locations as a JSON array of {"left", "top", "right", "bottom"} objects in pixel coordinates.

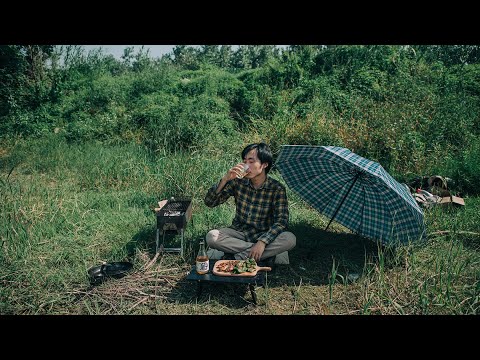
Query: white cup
[{"left": 236, "top": 163, "right": 250, "bottom": 179}]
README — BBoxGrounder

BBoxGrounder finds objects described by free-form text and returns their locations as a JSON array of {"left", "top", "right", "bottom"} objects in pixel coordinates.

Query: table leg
[
  {"left": 196, "top": 281, "right": 203, "bottom": 298},
  {"left": 180, "top": 228, "right": 184, "bottom": 257},
  {"left": 249, "top": 284, "right": 257, "bottom": 305}
]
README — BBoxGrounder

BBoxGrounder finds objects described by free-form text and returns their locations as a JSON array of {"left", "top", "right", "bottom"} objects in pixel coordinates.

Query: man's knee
[
  {"left": 206, "top": 229, "right": 219, "bottom": 247},
  {"left": 283, "top": 231, "right": 296, "bottom": 249}
]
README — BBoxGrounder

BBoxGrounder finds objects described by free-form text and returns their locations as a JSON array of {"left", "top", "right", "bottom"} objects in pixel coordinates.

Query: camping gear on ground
[
  {"left": 428, "top": 175, "right": 452, "bottom": 197},
  {"left": 415, "top": 189, "right": 441, "bottom": 208},
  {"left": 413, "top": 183, "right": 465, "bottom": 209},
  {"left": 438, "top": 195, "right": 465, "bottom": 207},
  {"left": 414, "top": 193, "right": 465, "bottom": 208},
  {"left": 275, "top": 145, "right": 426, "bottom": 244},
  {"left": 155, "top": 197, "right": 193, "bottom": 256},
  {"left": 408, "top": 175, "right": 465, "bottom": 208},
  {"left": 88, "top": 261, "right": 133, "bottom": 285},
  {"left": 409, "top": 175, "right": 454, "bottom": 197}
]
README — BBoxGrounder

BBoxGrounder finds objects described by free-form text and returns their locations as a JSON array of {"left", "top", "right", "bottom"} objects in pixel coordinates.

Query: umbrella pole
[{"left": 325, "top": 173, "right": 360, "bottom": 231}]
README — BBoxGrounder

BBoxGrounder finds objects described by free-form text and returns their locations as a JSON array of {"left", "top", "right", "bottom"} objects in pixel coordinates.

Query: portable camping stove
[{"left": 155, "top": 197, "right": 192, "bottom": 256}]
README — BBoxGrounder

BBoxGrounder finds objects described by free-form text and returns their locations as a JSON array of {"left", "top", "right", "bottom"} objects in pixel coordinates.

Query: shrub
[
  {"left": 133, "top": 92, "right": 237, "bottom": 152},
  {"left": 429, "top": 136, "right": 480, "bottom": 195}
]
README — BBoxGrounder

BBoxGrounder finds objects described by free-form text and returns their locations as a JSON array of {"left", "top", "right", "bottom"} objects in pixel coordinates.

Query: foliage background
[{"left": 2, "top": 45, "right": 480, "bottom": 192}]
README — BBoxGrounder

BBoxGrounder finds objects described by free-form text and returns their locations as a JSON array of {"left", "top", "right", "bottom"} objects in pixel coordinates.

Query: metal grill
[{"left": 155, "top": 197, "right": 192, "bottom": 256}]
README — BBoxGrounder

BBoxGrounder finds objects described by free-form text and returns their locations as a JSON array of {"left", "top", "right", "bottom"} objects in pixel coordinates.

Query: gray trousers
[{"left": 206, "top": 227, "right": 296, "bottom": 260}]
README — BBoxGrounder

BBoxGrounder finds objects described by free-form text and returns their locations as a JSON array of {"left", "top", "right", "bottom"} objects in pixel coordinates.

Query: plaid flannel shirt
[{"left": 204, "top": 176, "right": 289, "bottom": 245}]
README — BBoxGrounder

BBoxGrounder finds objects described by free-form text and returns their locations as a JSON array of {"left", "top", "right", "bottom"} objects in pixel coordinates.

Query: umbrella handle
[{"left": 325, "top": 172, "right": 360, "bottom": 231}]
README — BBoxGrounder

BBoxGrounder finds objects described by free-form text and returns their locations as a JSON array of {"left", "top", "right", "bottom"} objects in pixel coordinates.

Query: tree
[
  {"left": 413, "top": 45, "right": 480, "bottom": 66},
  {"left": 232, "top": 45, "right": 252, "bottom": 69},
  {"left": 0, "top": 46, "right": 27, "bottom": 116},
  {"left": 172, "top": 45, "right": 200, "bottom": 70},
  {"left": 218, "top": 45, "right": 234, "bottom": 68},
  {"left": 0, "top": 45, "right": 56, "bottom": 115},
  {"left": 199, "top": 45, "right": 220, "bottom": 65}
]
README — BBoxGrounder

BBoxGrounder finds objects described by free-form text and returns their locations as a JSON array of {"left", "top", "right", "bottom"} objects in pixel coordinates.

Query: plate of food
[{"left": 212, "top": 258, "right": 271, "bottom": 277}]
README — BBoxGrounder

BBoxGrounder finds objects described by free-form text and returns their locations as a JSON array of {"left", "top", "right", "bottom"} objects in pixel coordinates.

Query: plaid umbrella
[{"left": 275, "top": 145, "right": 425, "bottom": 244}]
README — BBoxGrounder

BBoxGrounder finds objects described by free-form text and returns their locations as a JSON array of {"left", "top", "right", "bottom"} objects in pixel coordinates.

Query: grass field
[{"left": 1, "top": 137, "right": 479, "bottom": 315}]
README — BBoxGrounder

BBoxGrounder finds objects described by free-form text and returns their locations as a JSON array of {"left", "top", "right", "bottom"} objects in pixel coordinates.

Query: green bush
[
  {"left": 2, "top": 45, "right": 480, "bottom": 192},
  {"left": 132, "top": 92, "right": 237, "bottom": 152},
  {"left": 429, "top": 136, "right": 480, "bottom": 195},
  {"left": 127, "top": 65, "right": 178, "bottom": 100},
  {"left": 175, "top": 68, "right": 242, "bottom": 99}
]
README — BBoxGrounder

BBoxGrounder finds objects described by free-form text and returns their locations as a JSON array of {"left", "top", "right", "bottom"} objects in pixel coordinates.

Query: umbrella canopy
[{"left": 275, "top": 145, "right": 425, "bottom": 244}]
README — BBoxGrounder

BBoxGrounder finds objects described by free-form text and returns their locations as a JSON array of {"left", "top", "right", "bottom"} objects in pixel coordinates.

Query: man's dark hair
[{"left": 241, "top": 143, "right": 273, "bottom": 174}]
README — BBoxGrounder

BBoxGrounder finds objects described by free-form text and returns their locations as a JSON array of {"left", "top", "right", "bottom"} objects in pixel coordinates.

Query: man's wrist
[
  {"left": 258, "top": 239, "right": 268, "bottom": 246},
  {"left": 215, "top": 177, "right": 229, "bottom": 194}
]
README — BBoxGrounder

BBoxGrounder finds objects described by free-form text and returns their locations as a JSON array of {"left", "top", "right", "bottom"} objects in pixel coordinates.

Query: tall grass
[{"left": 1, "top": 137, "right": 479, "bottom": 314}]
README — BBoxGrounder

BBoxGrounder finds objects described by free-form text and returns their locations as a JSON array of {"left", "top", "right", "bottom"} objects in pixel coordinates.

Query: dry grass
[{"left": 67, "top": 252, "right": 193, "bottom": 315}]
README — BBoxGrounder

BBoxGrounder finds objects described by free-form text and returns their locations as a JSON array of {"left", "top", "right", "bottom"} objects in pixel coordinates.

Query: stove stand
[{"left": 155, "top": 197, "right": 192, "bottom": 257}]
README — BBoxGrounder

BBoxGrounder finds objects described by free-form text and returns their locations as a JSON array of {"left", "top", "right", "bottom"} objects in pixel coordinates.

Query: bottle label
[{"left": 196, "top": 261, "right": 209, "bottom": 273}]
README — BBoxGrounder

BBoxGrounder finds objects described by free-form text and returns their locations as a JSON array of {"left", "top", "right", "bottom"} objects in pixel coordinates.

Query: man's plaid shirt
[{"left": 204, "top": 176, "right": 289, "bottom": 245}]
